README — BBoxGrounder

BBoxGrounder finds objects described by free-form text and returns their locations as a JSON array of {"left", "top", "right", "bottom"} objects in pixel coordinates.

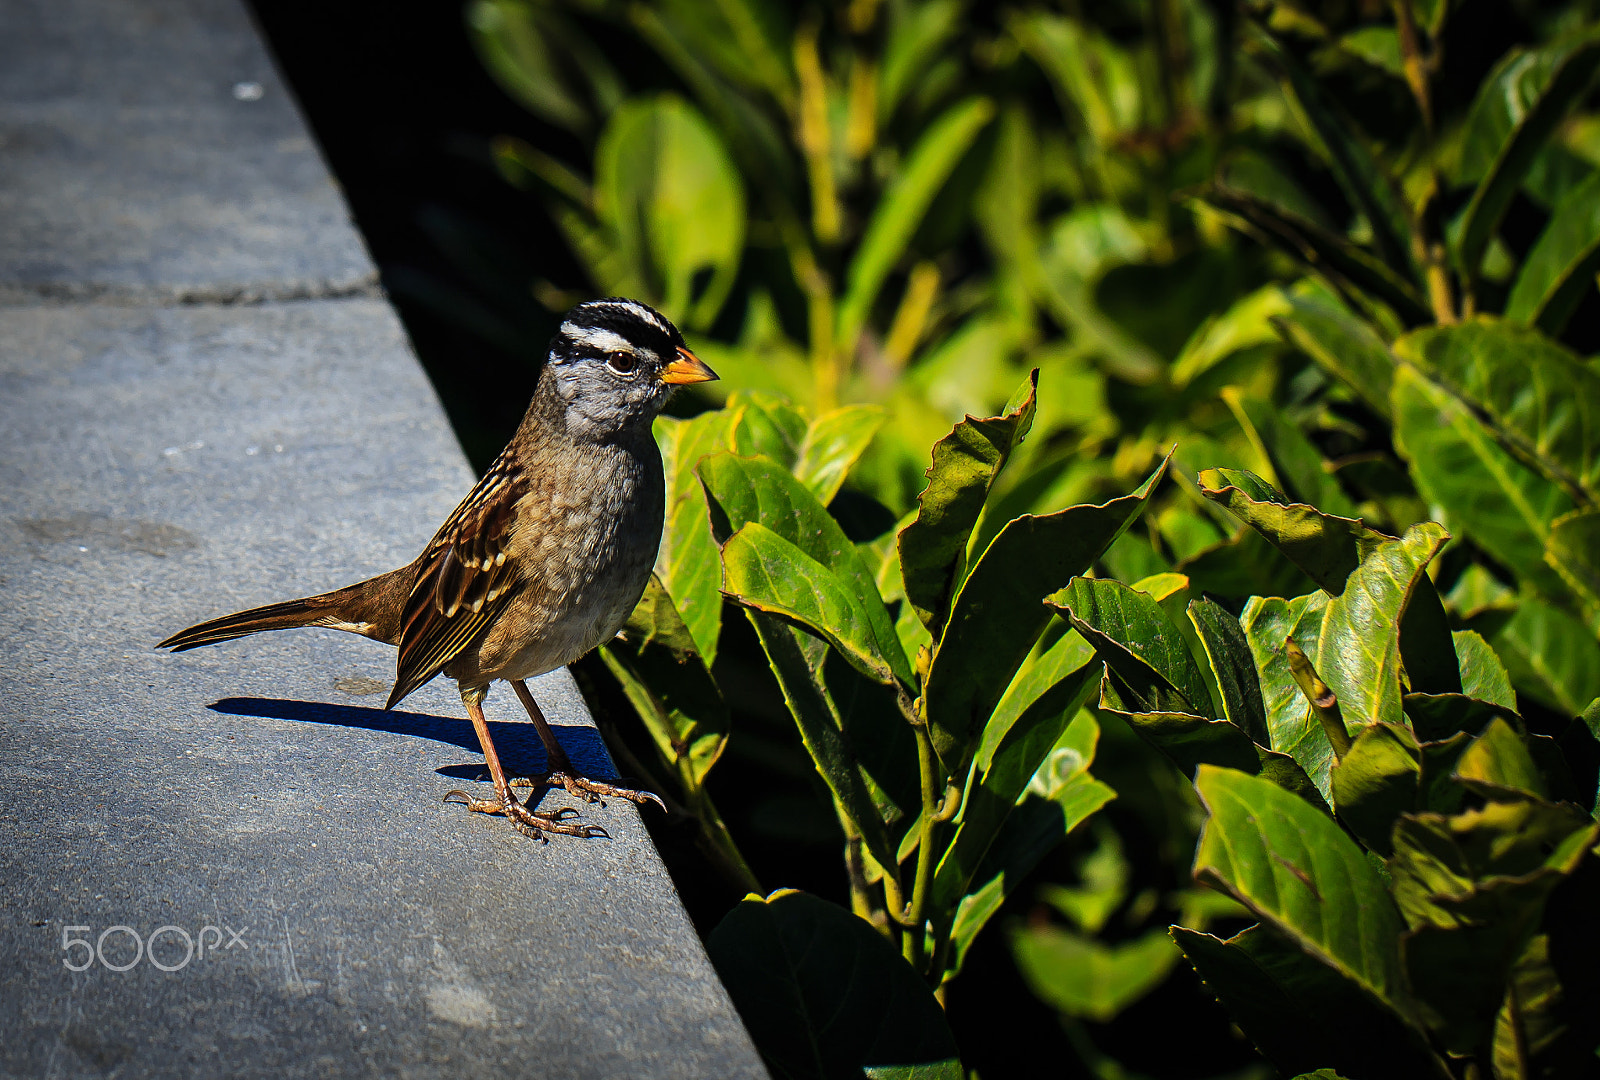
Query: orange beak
[{"left": 660, "top": 346, "right": 718, "bottom": 386}]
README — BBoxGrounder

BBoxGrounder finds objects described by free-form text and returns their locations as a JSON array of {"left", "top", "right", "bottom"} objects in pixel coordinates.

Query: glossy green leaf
[
  {"left": 743, "top": 610, "right": 899, "bottom": 879},
  {"left": 1011, "top": 925, "right": 1179, "bottom": 1021},
  {"left": 1403, "top": 693, "right": 1522, "bottom": 745},
  {"left": 603, "top": 575, "right": 729, "bottom": 786},
  {"left": 722, "top": 523, "right": 910, "bottom": 687},
  {"left": 1240, "top": 524, "right": 1448, "bottom": 798},
  {"left": 1330, "top": 722, "right": 1421, "bottom": 856},
  {"left": 1389, "top": 798, "right": 1597, "bottom": 931},
  {"left": 1452, "top": 630, "right": 1518, "bottom": 710},
  {"left": 1505, "top": 171, "right": 1600, "bottom": 335},
  {"left": 700, "top": 453, "right": 912, "bottom": 685},
  {"left": 1199, "top": 186, "right": 1429, "bottom": 325},
  {"left": 837, "top": 97, "right": 996, "bottom": 353},
  {"left": 922, "top": 454, "right": 1169, "bottom": 774},
  {"left": 1453, "top": 716, "right": 1546, "bottom": 800},
  {"left": 941, "top": 716, "right": 1114, "bottom": 983},
  {"left": 898, "top": 373, "right": 1038, "bottom": 634},
  {"left": 1189, "top": 598, "right": 1270, "bottom": 747},
  {"left": 1491, "top": 597, "right": 1600, "bottom": 717},
  {"left": 1391, "top": 365, "right": 1574, "bottom": 595},
  {"left": 655, "top": 409, "right": 737, "bottom": 664},
  {"left": 596, "top": 95, "right": 746, "bottom": 327},
  {"left": 707, "top": 890, "right": 960, "bottom": 1080},
  {"left": 1175, "top": 924, "right": 1449, "bottom": 1080},
  {"left": 1272, "top": 289, "right": 1396, "bottom": 415},
  {"left": 1454, "top": 32, "right": 1600, "bottom": 283},
  {"left": 933, "top": 671, "right": 1101, "bottom": 921},
  {"left": 1050, "top": 577, "right": 1213, "bottom": 715},
  {"left": 1248, "top": 22, "right": 1414, "bottom": 278},
  {"left": 793, "top": 405, "right": 886, "bottom": 506},
  {"left": 1221, "top": 392, "right": 1361, "bottom": 517},
  {"left": 1193, "top": 767, "right": 1413, "bottom": 1018},
  {"left": 1546, "top": 507, "right": 1600, "bottom": 617},
  {"left": 1199, "top": 468, "right": 1392, "bottom": 593},
  {"left": 1396, "top": 319, "right": 1600, "bottom": 508},
  {"left": 729, "top": 390, "right": 809, "bottom": 469}
]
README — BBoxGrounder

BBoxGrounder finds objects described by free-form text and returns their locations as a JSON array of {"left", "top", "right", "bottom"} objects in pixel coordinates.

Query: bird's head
[{"left": 545, "top": 297, "right": 717, "bottom": 440}]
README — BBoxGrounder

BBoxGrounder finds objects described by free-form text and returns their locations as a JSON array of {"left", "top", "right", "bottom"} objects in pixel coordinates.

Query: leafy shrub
[{"left": 433, "top": 0, "right": 1600, "bottom": 1074}]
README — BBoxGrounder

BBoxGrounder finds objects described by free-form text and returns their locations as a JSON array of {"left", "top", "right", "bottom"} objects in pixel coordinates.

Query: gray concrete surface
[
  {"left": 0, "top": 0, "right": 376, "bottom": 303},
  {"left": 0, "top": 2, "right": 767, "bottom": 1077}
]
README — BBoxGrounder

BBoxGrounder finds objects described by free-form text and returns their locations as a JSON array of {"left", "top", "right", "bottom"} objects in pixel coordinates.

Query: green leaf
[
  {"left": 1546, "top": 507, "right": 1600, "bottom": 618},
  {"left": 722, "top": 523, "right": 911, "bottom": 687},
  {"left": 922, "top": 455, "right": 1169, "bottom": 774},
  {"left": 1175, "top": 924, "right": 1449, "bottom": 1080},
  {"left": 933, "top": 669, "right": 1101, "bottom": 922},
  {"left": 1505, "top": 171, "right": 1600, "bottom": 335},
  {"left": 1011, "top": 925, "right": 1179, "bottom": 1021},
  {"left": 596, "top": 95, "right": 746, "bottom": 327},
  {"left": 941, "top": 715, "right": 1115, "bottom": 982},
  {"left": 729, "top": 390, "right": 809, "bottom": 468},
  {"left": 879, "top": 0, "right": 964, "bottom": 124},
  {"left": 793, "top": 405, "right": 886, "bottom": 506},
  {"left": 1189, "top": 598, "right": 1270, "bottom": 747},
  {"left": 863, "top": 1064, "right": 963, "bottom": 1080},
  {"left": 700, "top": 453, "right": 913, "bottom": 685},
  {"left": 466, "top": 0, "right": 596, "bottom": 132},
  {"left": 1490, "top": 598, "right": 1600, "bottom": 717},
  {"left": 1452, "top": 629, "right": 1518, "bottom": 710},
  {"left": 1050, "top": 578, "right": 1212, "bottom": 715},
  {"left": 1396, "top": 319, "right": 1600, "bottom": 508},
  {"left": 1193, "top": 767, "right": 1414, "bottom": 1020},
  {"left": 1199, "top": 186, "right": 1429, "bottom": 325},
  {"left": 1389, "top": 798, "right": 1597, "bottom": 930},
  {"left": 706, "top": 890, "right": 960, "bottom": 1080},
  {"left": 1272, "top": 289, "right": 1396, "bottom": 416},
  {"left": 1199, "top": 468, "right": 1392, "bottom": 593},
  {"left": 1171, "top": 284, "right": 1292, "bottom": 389},
  {"left": 1388, "top": 799, "right": 1599, "bottom": 1055},
  {"left": 1239, "top": 524, "right": 1448, "bottom": 798},
  {"left": 655, "top": 409, "right": 737, "bottom": 664},
  {"left": 1330, "top": 722, "right": 1421, "bottom": 856},
  {"left": 1454, "top": 32, "right": 1600, "bottom": 283},
  {"left": 837, "top": 97, "right": 996, "bottom": 353},
  {"left": 898, "top": 373, "right": 1038, "bottom": 635},
  {"left": 1248, "top": 22, "right": 1415, "bottom": 278},
  {"left": 602, "top": 575, "right": 729, "bottom": 786},
  {"left": 1453, "top": 716, "right": 1546, "bottom": 800},
  {"left": 1391, "top": 364, "right": 1574, "bottom": 595},
  {"left": 743, "top": 609, "right": 899, "bottom": 879},
  {"left": 1221, "top": 391, "right": 1361, "bottom": 517}
]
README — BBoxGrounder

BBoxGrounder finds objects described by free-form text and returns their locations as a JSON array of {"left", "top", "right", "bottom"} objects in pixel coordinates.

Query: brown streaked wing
[{"left": 387, "top": 450, "right": 527, "bottom": 708}]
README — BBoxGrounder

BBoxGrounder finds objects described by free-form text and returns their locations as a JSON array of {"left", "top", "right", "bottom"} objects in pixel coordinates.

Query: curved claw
[
  {"left": 637, "top": 790, "right": 667, "bottom": 813},
  {"left": 443, "top": 790, "right": 471, "bottom": 805},
  {"left": 580, "top": 824, "right": 610, "bottom": 840}
]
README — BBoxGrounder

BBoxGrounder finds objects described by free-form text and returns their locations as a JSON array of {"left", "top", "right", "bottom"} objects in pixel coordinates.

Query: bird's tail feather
[
  {"left": 158, "top": 596, "right": 344, "bottom": 651},
  {"left": 157, "top": 569, "right": 412, "bottom": 653}
]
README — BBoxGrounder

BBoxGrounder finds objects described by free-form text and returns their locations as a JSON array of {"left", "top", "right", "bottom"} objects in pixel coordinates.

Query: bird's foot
[
  {"left": 510, "top": 772, "right": 666, "bottom": 812},
  {"left": 443, "top": 789, "right": 608, "bottom": 842}
]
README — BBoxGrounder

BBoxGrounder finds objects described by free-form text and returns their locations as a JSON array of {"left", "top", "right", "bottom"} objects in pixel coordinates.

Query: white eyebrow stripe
[
  {"left": 588, "top": 300, "right": 669, "bottom": 333},
  {"left": 559, "top": 324, "right": 635, "bottom": 353}
]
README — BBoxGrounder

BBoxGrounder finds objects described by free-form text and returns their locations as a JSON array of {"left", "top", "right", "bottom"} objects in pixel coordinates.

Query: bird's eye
[{"left": 606, "top": 350, "right": 639, "bottom": 375}]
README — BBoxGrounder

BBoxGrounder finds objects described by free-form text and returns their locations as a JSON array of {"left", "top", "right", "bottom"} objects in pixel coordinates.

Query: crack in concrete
[{"left": 0, "top": 275, "right": 385, "bottom": 309}]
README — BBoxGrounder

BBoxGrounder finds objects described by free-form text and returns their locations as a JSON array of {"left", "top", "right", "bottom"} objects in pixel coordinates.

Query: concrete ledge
[{"left": 0, "top": 2, "right": 766, "bottom": 1076}]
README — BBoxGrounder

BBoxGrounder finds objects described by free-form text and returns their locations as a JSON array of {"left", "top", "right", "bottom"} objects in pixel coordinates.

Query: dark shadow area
[{"left": 207, "top": 696, "right": 615, "bottom": 781}]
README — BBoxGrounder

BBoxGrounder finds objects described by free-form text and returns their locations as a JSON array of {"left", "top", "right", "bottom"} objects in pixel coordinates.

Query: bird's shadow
[{"left": 207, "top": 697, "right": 615, "bottom": 788}]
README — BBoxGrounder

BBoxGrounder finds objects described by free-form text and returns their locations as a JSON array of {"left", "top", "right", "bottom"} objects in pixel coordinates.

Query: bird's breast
[{"left": 474, "top": 439, "right": 664, "bottom": 680}]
